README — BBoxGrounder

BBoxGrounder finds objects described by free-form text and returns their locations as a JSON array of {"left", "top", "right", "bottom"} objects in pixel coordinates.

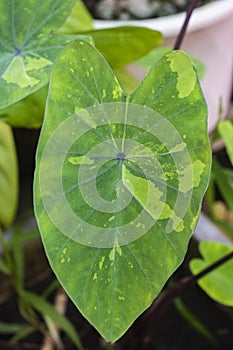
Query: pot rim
[{"left": 93, "top": 0, "right": 233, "bottom": 37}]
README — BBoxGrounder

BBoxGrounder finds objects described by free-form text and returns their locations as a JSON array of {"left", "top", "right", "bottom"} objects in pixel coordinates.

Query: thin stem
[
  {"left": 173, "top": 0, "right": 200, "bottom": 50},
  {"left": 0, "top": 225, "right": 14, "bottom": 274},
  {"left": 144, "top": 250, "right": 233, "bottom": 321},
  {"left": 123, "top": 249, "right": 233, "bottom": 349},
  {"left": 0, "top": 225, "right": 24, "bottom": 295},
  {"left": 195, "top": 250, "right": 233, "bottom": 280}
]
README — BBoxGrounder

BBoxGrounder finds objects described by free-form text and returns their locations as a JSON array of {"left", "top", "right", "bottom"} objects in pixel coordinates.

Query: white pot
[{"left": 94, "top": 0, "right": 233, "bottom": 132}]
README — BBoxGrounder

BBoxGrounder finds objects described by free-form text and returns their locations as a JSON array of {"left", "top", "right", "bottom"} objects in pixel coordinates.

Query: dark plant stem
[
  {"left": 173, "top": 0, "right": 200, "bottom": 50},
  {"left": 195, "top": 250, "right": 233, "bottom": 280},
  {"left": 144, "top": 250, "right": 233, "bottom": 321}
]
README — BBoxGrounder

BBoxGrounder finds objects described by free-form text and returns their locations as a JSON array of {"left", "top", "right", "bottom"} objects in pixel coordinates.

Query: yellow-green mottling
[
  {"left": 122, "top": 165, "right": 184, "bottom": 231},
  {"left": 75, "top": 107, "right": 97, "bottom": 127},
  {"left": 109, "top": 248, "right": 115, "bottom": 262},
  {"left": 112, "top": 85, "right": 123, "bottom": 100},
  {"left": 123, "top": 165, "right": 164, "bottom": 218},
  {"left": 2, "top": 56, "right": 52, "bottom": 88},
  {"left": 128, "top": 262, "right": 134, "bottom": 269},
  {"left": 166, "top": 51, "right": 196, "bottom": 98},
  {"left": 160, "top": 201, "right": 184, "bottom": 232},
  {"left": 179, "top": 160, "right": 205, "bottom": 192},
  {"left": 24, "top": 56, "right": 52, "bottom": 70},
  {"left": 192, "top": 160, "right": 206, "bottom": 187},
  {"left": 170, "top": 142, "right": 187, "bottom": 153},
  {"left": 99, "top": 256, "right": 105, "bottom": 270},
  {"left": 122, "top": 165, "right": 148, "bottom": 207},
  {"left": 102, "top": 89, "right": 106, "bottom": 98},
  {"left": 68, "top": 156, "right": 94, "bottom": 165},
  {"left": 190, "top": 212, "right": 200, "bottom": 230},
  {"left": 109, "top": 245, "right": 123, "bottom": 261},
  {"left": 60, "top": 247, "right": 70, "bottom": 264},
  {"left": 116, "top": 245, "right": 122, "bottom": 256}
]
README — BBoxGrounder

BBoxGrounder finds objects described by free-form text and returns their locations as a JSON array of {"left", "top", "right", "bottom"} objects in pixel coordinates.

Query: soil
[{"left": 83, "top": 0, "right": 212, "bottom": 20}]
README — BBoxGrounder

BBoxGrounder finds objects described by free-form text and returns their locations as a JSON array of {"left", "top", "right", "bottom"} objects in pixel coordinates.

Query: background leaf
[
  {"left": 34, "top": 41, "right": 211, "bottom": 341},
  {"left": 114, "top": 67, "right": 139, "bottom": 94},
  {"left": 0, "top": 85, "right": 47, "bottom": 128},
  {"left": 0, "top": 121, "right": 18, "bottom": 228},
  {"left": 212, "top": 158, "right": 233, "bottom": 211},
  {"left": 0, "top": 0, "right": 82, "bottom": 109},
  {"left": 218, "top": 120, "right": 233, "bottom": 165},
  {"left": 22, "top": 290, "right": 83, "bottom": 350},
  {"left": 190, "top": 242, "right": 233, "bottom": 306},
  {"left": 0, "top": 322, "right": 33, "bottom": 335},
  {"left": 57, "top": 0, "right": 93, "bottom": 34},
  {"left": 88, "top": 27, "right": 163, "bottom": 69}
]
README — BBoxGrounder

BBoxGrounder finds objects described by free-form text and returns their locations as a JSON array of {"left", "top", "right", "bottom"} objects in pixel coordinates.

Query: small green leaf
[
  {"left": 0, "top": 122, "right": 18, "bottom": 228},
  {"left": 190, "top": 242, "right": 233, "bottom": 306},
  {"left": 22, "top": 290, "right": 83, "bottom": 350},
  {"left": 89, "top": 26, "right": 163, "bottom": 68},
  {"left": 218, "top": 120, "right": 233, "bottom": 165},
  {"left": 34, "top": 41, "right": 211, "bottom": 341},
  {"left": 0, "top": 0, "right": 85, "bottom": 109}
]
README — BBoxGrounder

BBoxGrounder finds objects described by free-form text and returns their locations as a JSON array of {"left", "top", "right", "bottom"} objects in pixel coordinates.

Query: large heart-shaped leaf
[
  {"left": 34, "top": 40, "right": 211, "bottom": 341},
  {"left": 0, "top": 122, "right": 18, "bottom": 228},
  {"left": 0, "top": 0, "right": 82, "bottom": 109},
  {"left": 190, "top": 242, "right": 233, "bottom": 306}
]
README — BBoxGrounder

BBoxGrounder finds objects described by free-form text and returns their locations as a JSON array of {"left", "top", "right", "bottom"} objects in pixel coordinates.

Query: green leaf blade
[
  {"left": 0, "top": 85, "right": 48, "bottom": 128},
  {"left": 34, "top": 42, "right": 211, "bottom": 341}
]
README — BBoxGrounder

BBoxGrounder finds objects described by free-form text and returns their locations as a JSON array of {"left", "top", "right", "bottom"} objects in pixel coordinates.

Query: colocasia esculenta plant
[{"left": 3, "top": 0, "right": 229, "bottom": 344}]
